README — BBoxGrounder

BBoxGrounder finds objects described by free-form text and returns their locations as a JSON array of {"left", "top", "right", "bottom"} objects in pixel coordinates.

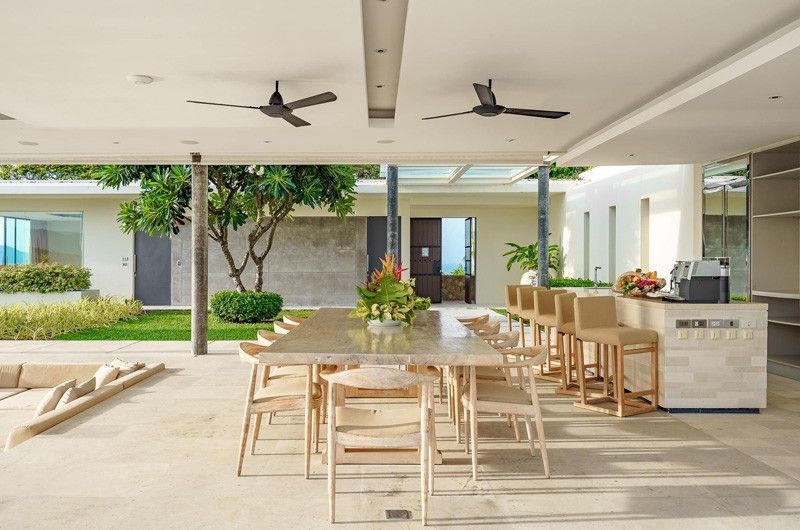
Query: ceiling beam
[
  {"left": 508, "top": 166, "right": 539, "bottom": 183},
  {"left": 559, "top": 17, "right": 800, "bottom": 165},
  {"left": 447, "top": 165, "right": 472, "bottom": 184}
]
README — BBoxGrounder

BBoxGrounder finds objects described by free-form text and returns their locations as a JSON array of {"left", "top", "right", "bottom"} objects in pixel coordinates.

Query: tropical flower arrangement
[
  {"left": 613, "top": 269, "right": 667, "bottom": 297},
  {"left": 350, "top": 254, "right": 431, "bottom": 325}
]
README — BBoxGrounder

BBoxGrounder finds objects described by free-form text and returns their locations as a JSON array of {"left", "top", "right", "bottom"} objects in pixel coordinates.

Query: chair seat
[
  {"left": 518, "top": 310, "right": 535, "bottom": 321},
  {"left": 253, "top": 379, "right": 321, "bottom": 403},
  {"left": 466, "top": 382, "right": 532, "bottom": 406},
  {"left": 577, "top": 326, "right": 658, "bottom": 347},
  {"left": 334, "top": 405, "right": 420, "bottom": 437},
  {"left": 268, "top": 365, "right": 307, "bottom": 380},
  {"left": 420, "top": 366, "right": 441, "bottom": 377},
  {"left": 475, "top": 366, "right": 506, "bottom": 381},
  {"left": 536, "top": 313, "right": 558, "bottom": 327},
  {"left": 506, "top": 304, "right": 520, "bottom": 316},
  {"left": 558, "top": 322, "right": 575, "bottom": 335}
]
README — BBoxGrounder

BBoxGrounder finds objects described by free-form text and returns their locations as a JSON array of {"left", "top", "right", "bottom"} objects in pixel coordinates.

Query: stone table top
[{"left": 258, "top": 308, "right": 504, "bottom": 366}]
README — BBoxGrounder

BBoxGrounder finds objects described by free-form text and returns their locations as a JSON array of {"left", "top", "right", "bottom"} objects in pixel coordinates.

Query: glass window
[{"left": 0, "top": 212, "right": 83, "bottom": 266}]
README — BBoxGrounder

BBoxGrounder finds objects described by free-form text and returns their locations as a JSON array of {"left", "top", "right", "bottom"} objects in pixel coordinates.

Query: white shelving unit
[{"left": 751, "top": 139, "right": 800, "bottom": 379}]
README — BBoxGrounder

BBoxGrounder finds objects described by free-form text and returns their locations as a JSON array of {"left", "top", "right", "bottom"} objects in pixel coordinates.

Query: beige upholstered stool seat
[
  {"left": 465, "top": 382, "right": 532, "bottom": 406},
  {"left": 577, "top": 326, "right": 657, "bottom": 347},
  {"left": 334, "top": 405, "right": 420, "bottom": 437},
  {"left": 536, "top": 313, "right": 558, "bottom": 327},
  {"left": 253, "top": 379, "right": 322, "bottom": 404},
  {"left": 560, "top": 321, "right": 575, "bottom": 335}
]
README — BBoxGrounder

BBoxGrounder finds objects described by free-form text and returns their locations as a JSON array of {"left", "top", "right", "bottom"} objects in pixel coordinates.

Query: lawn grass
[{"left": 55, "top": 309, "right": 316, "bottom": 341}]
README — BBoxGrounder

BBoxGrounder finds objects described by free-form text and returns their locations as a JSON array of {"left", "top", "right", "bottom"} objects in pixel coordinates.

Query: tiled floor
[{"left": 1, "top": 334, "right": 799, "bottom": 528}]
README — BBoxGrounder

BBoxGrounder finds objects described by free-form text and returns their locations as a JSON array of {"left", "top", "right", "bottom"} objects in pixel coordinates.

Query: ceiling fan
[
  {"left": 186, "top": 81, "right": 336, "bottom": 127},
  {"left": 422, "top": 79, "right": 569, "bottom": 121}
]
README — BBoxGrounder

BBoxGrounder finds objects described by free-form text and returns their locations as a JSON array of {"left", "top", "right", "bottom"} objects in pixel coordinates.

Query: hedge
[
  {"left": 548, "top": 277, "right": 613, "bottom": 288},
  {"left": 210, "top": 290, "right": 284, "bottom": 323},
  {"left": 0, "top": 263, "right": 91, "bottom": 293},
  {"left": 0, "top": 298, "right": 142, "bottom": 340}
]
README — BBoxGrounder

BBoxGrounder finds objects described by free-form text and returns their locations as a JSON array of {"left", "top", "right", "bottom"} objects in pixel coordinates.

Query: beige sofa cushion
[
  {"left": 0, "top": 364, "right": 23, "bottom": 388},
  {"left": 109, "top": 358, "right": 145, "bottom": 377},
  {"left": 106, "top": 363, "right": 165, "bottom": 390},
  {"left": 93, "top": 365, "right": 120, "bottom": 388},
  {"left": 18, "top": 364, "right": 102, "bottom": 389},
  {"left": 57, "top": 378, "right": 96, "bottom": 407},
  {"left": 0, "top": 388, "right": 27, "bottom": 402},
  {"left": 34, "top": 380, "right": 76, "bottom": 417}
]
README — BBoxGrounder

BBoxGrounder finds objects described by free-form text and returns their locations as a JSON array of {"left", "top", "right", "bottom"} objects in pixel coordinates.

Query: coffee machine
[{"left": 665, "top": 258, "right": 730, "bottom": 303}]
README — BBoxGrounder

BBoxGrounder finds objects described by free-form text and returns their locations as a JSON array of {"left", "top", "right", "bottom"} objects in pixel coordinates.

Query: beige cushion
[
  {"left": 33, "top": 379, "right": 76, "bottom": 417},
  {"left": 0, "top": 364, "right": 23, "bottom": 388},
  {"left": 17, "top": 364, "right": 101, "bottom": 389},
  {"left": 0, "top": 388, "right": 27, "bottom": 401},
  {"left": 93, "top": 365, "right": 120, "bottom": 388},
  {"left": 57, "top": 379, "right": 95, "bottom": 407},
  {"left": 105, "top": 363, "right": 165, "bottom": 390},
  {"left": 475, "top": 366, "right": 507, "bottom": 381},
  {"left": 109, "top": 358, "right": 144, "bottom": 377},
  {"left": 559, "top": 322, "right": 576, "bottom": 335},
  {"left": 574, "top": 296, "right": 618, "bottom": 331},
  {"left": 554, "top": 292, "right": 577, "bottom": 329},
  {"left": 536, "top": 313, "right": 558, "bottom": 327},
  {"left": 468, "top": 382, "right": 532, "bottom": 406},
  {"left": 533, "top": 289, "right": 567, "bottom": 321},
  {"left": 576, "top": 326, "right": 658, "bottom": 347},
  {"left": 253, "top": 379, "right": 321, "bottom": 404},
  {"left": 335, "top": 405, "right": 420, "bottom": 437}
]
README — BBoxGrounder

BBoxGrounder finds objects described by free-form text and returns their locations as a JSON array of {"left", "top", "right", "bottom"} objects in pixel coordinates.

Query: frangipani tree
[{"left": 97, "top": 164, "right": 358, "bottom": 292}]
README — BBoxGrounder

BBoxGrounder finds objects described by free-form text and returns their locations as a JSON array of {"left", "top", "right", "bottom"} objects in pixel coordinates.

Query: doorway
[
  {"left": 410, "top": 218, "right": 442, "bottom": 303},
  {"left": 410, "top": 217, "right": 477, "bottom": 304},
  {"left": 134, "top": 231, "right": 171, "bottom": 306}
]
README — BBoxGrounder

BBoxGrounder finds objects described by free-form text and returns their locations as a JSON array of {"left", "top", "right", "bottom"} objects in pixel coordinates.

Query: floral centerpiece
[
  {"left": 350, "top": 254, "right": 431, "bottom": 326},
  {"left": 613, "top": 269, "right": 667, "bottom": 297}
]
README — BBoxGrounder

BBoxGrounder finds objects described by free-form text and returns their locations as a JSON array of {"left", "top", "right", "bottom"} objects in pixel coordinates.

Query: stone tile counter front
[{"left": 612, "top": 297, "right": 768, "bottom": 412}]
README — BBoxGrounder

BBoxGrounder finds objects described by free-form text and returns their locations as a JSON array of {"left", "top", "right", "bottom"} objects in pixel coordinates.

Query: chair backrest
[
  {"left": 469, "top": 321, "right": 501, "bottom": 336},
  {"left": 517, "top": 285, "right": 545, "bottom": 312},
  {"left": 533, "top": 289, "right": 567, "bottom": 319},
  {"left": 321, "top": 367, "right": 436, "bottom": 390},
  {"left": 457, "top": 314, "right": 490, "bottom": 326},
  {"left": 483, "top": 330, "right": 520, "bottom": 350},
  {"left": 505, "top": 284, "right": 524, "bottom": 307},
  {"left": 574, "top": 296, "right": 618, "bottom": 333},
  {"left": 257, "top": 330, "right": 281, "bottom": 346},
  {"left": 554, "top": 292, "right": 577, "bottom": 327},
  {"left": 238, "top": 342, "right": 263, "bottom": 365},
  {"left": 273, "top": 321, "right": 297, "bottom": 335},
  {"left": 283, "top": 314, "right": 306, "bottom": 325}
]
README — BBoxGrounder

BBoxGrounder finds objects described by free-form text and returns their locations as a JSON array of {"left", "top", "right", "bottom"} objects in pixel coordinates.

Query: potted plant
[
  {"left": 350, "top": 254, "right": 431, "bottom": 327},
  {"left": 503, "top": 242, "right": 562, "bottom": 285}
]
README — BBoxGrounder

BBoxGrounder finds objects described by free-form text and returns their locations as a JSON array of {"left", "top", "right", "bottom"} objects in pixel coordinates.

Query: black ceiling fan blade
[
  {"left": 186, "top": 100, "right": 259, "bottom": 109},
  {"left": 505, "top": 108, "right": 570, "bottom": 119},
  {"left": 282, "top": 113, "right": 311, "bottom": 127},
  {"left": 473, "top": 83, "right": 495, "bottom": 106},
  {"left": 285, "top": 92, "right": 337, "bottom": 110},
  {"left": 421, "top": 110, "right": 473, "bottom": 121}
]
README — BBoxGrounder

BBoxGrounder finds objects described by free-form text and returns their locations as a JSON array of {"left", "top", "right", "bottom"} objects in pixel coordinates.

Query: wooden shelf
[
  {"left": 768, "top": 316, "right": 800, "bottom": 327},
  {"left": 752, "top": 210, "right": 800, "bottom": 219},
  {"left": 752, "top": 290, "right": 800, "bottom": 300},
  {"left": 753, "top": 167, "right": 800, "bottom": 180}
]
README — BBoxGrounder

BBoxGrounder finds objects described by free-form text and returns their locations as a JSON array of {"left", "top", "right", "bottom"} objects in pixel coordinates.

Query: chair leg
[
  {"left": 464, "top": 408, "right": 470, "bottom": 454},
  {"left": 454, "top": 368, "right": 462, "bottom": 444},
  {"left": 327, "top": 390, "right": 336, "bottom": 523},
  {"left": 507, "top": 311, "right": 512, "bottom": 331},
  {"left": 438, "top": 370, "right": 444, "bottom": 405},
  {"left": 576, "top": 339, "right": 587, "bottom": 404},
  {"left": 616, "top": 346, "right": 625, "bottom": 417},
  {"left": 470, "top": 403, "right": 478, "bottom": 480},
  {"left": 520, "top": 318, "right": 526, "bottom": 348},
  {"left": 313, "top": 407, "right": 321, "bottom": 454},
  {"left": 250, "top": 413, "right": 262, "bottom": 455},
  {"left": 236, "top": 365, "right": 257, "bottom": 477},
  {"left": 512, "top": 414, "right": 521, "bottom": 441},
  {"left": 304, "top": 404, "right": 312, "bottom": 480},
  {"left": 268, "top": 412, "right": 274, "bottom": 425},
  {"left": 529, "top": 378, "right": 550, "bottom": 478},
  {"left": 428, "top": 400, "right": 436, "bottom": 495},
  {"left": 523, "top": 415, "right": 536, "bottom": 456},
  {"left": 420, "top": 384, "right": 429, "bottom": 526}
]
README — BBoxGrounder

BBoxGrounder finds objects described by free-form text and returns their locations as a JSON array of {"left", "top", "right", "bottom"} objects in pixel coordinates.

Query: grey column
[
  {"left": 537, "top": 164, "right": 550, "bottom": 288},
  {"left": 386, "top": 164, "right": 400, "bottom": 259},
  {"left": 190, "top": 153, "right": 208, "bottom": 356}
]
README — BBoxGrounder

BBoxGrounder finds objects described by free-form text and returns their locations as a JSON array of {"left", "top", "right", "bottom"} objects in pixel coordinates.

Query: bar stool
[
  {"left": 504, "top": 284, "right": 525, "bottom": 332},
  {"left": 517, "top": 285, "right": 546, "bottom": 348},
  {"left": 554, "top": 292, "right": 580, "bottom": 396},
  {"left": 573, "top": 296, "right": 659, "bottom": 417},
  {"left": 532, "top": 289, "right": 567, "bottom": 382}
]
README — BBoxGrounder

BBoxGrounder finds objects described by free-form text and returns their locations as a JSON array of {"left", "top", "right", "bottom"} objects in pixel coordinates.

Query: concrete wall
[
  {"left": 0, "top": 196, "right": 134, "bottom": 298},
  {"left": 561, "top": 165, "right": 701, "bottom": 285},
  {"left": 171, "top": 216, "right": 367, "bottom": 307}
]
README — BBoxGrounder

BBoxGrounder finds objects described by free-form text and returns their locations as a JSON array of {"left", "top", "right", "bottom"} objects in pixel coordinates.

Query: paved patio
[{"left": 1, "top": 337, "right": 799, "bottom": 528}]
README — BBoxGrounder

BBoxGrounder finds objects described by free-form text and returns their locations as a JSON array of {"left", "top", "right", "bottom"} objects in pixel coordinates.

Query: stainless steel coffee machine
[{"left": 665, "top": 258, "right": 730, "bottom": 303}]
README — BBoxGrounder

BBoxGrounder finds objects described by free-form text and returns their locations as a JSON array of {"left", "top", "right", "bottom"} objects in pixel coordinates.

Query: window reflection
[{"left": 0, "top": 212, "right": 82, "bottom": 265}]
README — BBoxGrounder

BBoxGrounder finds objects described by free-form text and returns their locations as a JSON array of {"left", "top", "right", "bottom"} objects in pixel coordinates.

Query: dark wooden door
[
  {"left": 134, "top": 231, "right": 171, "bottom": 305},
  {"left": 411, "top": 218, "right": 442, "bottom": 303}
]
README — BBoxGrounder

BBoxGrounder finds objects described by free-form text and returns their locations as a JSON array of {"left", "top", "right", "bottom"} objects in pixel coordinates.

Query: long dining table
[{"left": 258, "top": 307, "right": 505, "bottom": 464}]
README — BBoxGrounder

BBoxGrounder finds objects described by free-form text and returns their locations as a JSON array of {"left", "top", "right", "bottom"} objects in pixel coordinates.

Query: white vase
[
  {"left": 367, "top": 319, "right": 402, "bottom": 327},
  {"left": 520, "top": 270, "right": 538, "bottom": 286}
]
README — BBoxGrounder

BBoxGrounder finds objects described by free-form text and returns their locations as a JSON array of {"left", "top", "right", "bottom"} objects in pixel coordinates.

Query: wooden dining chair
[
  {"left": 237, "top": 342, "right": 322, "bottom": 478},
  {"left": 322, "top": 367, "right": 437, "bottom": 525},
  {"left": 460, "top": 349, "right": 550, "bottom": 481},
  {"left": 273, "top": 321, "right": 298, "bottom": 335},
  {"left": 283, "top": 314, "right": 306, "bottom": 326},
  {"left": 257, "top": 329, "right": 282, "bottom": 345},
  {"left": 466, "top": 321, "right": 501, "bottom": 337},
  {"left": 456, "top": 314, "right": 490, "bottom": 326}
]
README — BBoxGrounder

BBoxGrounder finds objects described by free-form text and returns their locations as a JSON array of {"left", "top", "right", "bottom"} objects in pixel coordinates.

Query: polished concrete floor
[{"left": 1, "top": 337, "right": 799, "bottom": 528}]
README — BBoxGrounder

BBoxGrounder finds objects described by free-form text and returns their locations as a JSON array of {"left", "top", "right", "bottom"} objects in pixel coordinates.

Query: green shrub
[
  {"left": 548, "top": 277, "right": 613, "bottom": 288},
  {"left": 449, "top": 264, "right": 466, "bottom": 276},
  {"left": 210, "top": 290, "right": 284, "bottom": 323},
  {"left": 0, "top": 298, "right": 142, "bottom": 340},
  {"left": 0, "top": 263, "right": 91, "bottom": 293}
]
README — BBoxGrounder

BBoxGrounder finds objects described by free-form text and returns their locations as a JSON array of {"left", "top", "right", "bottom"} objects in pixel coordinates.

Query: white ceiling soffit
[
  {"left": 362, "top": 0, "right": 409, "bottom": 123},
  {"left": 0, "top": 1, "right": 799, "bottom": 164}
]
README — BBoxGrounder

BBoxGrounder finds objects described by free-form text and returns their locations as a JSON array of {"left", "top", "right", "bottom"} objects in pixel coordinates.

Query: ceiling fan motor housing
[{"left": 473, "top": 104, "right": 506, "bottom": 117}]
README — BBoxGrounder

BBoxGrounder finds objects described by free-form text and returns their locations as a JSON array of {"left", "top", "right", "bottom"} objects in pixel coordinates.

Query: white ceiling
[{"left": 1, "top": 0, "right": 799, "bottom": 165}]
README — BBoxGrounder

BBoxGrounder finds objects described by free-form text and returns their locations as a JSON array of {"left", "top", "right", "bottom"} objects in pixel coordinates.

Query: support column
[
  {"left": 537, "top": 164, "right": 550, "bottom": 287},
  {"left": 386, "top": 164, "right": 400, "bottom": 260},
  {"left": 191, "top": 153, "right": 208, "bottom": 356}
]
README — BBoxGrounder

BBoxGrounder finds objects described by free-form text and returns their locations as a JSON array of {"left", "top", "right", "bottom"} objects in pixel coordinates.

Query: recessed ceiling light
[
  {"left": 126, "top": 74, "right": 154, "bottom": 85},
  {"left": 376, "top": 84, "right": 385, "bottom": 88},
  {"left": 375, "top": 48, "right": 387, "bottom": 54},
  {"left": 628, "top": 153, "right": 635, "bottom": 157},
  {"left": 18, "top": 140, "right": 38, "bottom": 146},
  {"left": 506, "top": 138, "right": 516, "bottom": 143},
  {"left": 768, "top": 95, "right": 783, "bottom": 100},
  {"left": 376, "top": 139, "right": 395, "bottom": 144},
  {"left": 112, "top": 141, "right": 120, "bottom": 145},
  {"left": 180, "top": 140, "right": 199, "bottom": 145},
  {"left": 263, "top": 140, "right": 271, "bottom": 144}
]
